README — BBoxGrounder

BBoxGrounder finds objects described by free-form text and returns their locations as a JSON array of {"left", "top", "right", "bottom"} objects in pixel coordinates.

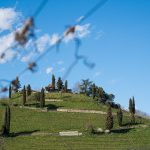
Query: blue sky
[{"left": 0, "top": 0, "right": 150, "bottom": 114}]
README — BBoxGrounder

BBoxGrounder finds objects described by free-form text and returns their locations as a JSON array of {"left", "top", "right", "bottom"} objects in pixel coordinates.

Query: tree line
[{"left": 45, "top": 74, "right": 68, "bottom": 93}]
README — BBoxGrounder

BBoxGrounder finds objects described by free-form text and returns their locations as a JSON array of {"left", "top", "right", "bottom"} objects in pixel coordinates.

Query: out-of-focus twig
[{"left": 0, "top": 0, "right": 108, "bottom": 93}]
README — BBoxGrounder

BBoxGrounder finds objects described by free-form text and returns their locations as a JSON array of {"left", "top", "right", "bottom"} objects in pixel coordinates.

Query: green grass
[
  {"left": 46, "top": 93, "right": 107, "bottom": 111},
  {"left": 2, "top": 128, "right": 150, "bottom": 150},
  {"left": 0, "top": 92, "right": 150, "bottom": 150}
]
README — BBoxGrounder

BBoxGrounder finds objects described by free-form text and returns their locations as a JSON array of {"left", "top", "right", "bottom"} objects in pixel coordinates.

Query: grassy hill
[{"left": 0, "top": 92, "right": 150, "bottom": 150}]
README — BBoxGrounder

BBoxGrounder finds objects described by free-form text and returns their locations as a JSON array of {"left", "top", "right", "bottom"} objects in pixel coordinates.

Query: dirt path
[
  {"left": 19, "top": 106, "right": 127, "bottom": 116},
  {"left": 10, "top": 131, "right": 82, "bottom": 137},
  {"left": 45, "top": 99, "right": 63, "bottom": 102},
  {"left": 56, "top": 108, "right": 107, "bottom": 115}
]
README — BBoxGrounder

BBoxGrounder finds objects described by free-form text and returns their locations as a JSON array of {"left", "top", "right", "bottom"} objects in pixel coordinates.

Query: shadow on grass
[
  {"left": 122, "top": 122, "right": 142, "bottom": 127},
  {"left": 111, "top": 128, "right": 132, "bottom": 134},
  {"left": 23, "top": 102, "right": 64, "bottom": 110},
  {"left": 10, "top": 130, "right": 40, "bottom": 137},
  {"left": 45, "top": 104, "right": 64, "bottom": 110}
]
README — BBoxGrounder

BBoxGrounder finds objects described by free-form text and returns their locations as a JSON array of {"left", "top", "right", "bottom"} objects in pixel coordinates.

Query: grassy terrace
[
  {"left": 0, "top": 92, "right": 150, "bottom": 150},
  {"left": 0, "top": 93, "right": 123, "bottom": 112}
]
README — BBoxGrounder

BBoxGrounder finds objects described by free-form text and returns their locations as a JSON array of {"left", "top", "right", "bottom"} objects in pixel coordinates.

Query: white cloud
[
  {"left": 63, "top": 33, "right": 75, "bottom": 43},
  {"left": 0, "top": 32, "right": 15, "bottom": 53},
  {"left": 21, "top": 52, "right": 34, "bottom": 62},
  {"left": 0, "top": 49, "right": 17, "bottom": 63},
  {"left": 58, "top": 67, "right": 65, "bottom": 73},
  {"left": 0, "top": 8, "right": 91, "bottom": 65},
  {"left": 46, "top": 67, "right": 53, "bottom": 74},
  {"left": 57, "top": 60, "right": 64, "bottom": 65},
  {"left": 76, "top": 16, "right": 84, "bottom": 23},
  {"left": 0, "top": 32, "right": 17, "bottom": 64},
  {"left": 35, "top": 33, "right": 60, "bottom": 53},
  {"left": 0, "top": 8, "right": 21, "bottom": 32},
  {"left": 110, "top": 79, "right": 118, "bottom": 85},
  {"left": 63, "top": 23, "right": 91, "bottom": 43},
  {"left": 36, "top": 34, "right": 51, "bottom": 53},
  {"left": 95, "top": 30, "right": 104, "bottom": 40},
  {"left": 50, "top": 33, "right": 60, "bottom": 46},
  {"left": 75, "top": 24, "right": 90, "bottom": 38},
  {"left": 0, "top": 8, "right": 22, "bottom": 63},
  {"left": 93, "top": 71, "right": 101, "bottom": 78}
]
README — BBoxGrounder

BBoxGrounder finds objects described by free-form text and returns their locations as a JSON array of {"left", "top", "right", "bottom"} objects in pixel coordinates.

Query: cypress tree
[
  {"left": 117, "top": 107, "right": 123, "bottom": 126},
  {"left": 105, "top": 105, "right": 113, "bottom": 130},
  {"left": 52, "top": 74, "right": 55, "bottom": 91},
  {"left": 131, "top": 112, "right": 135, "bottom": 124},
  {"left": 131, "top": 97, "right": 135, "bottom": 124},
  {"left": 40, "top": 88, "right": 45, "bottom": 108},
  {"left": 129, "top": 98, "right": 132, "bottom": 114},
  {"left": 64, "top": 80, "right": 68, "bottom": 93},
  {"left": 23, "top": 85, "right": 26, "bottom": 106},
  {"left": 1, "top": 105, "right": 11, "bottom": 136},
  {"left": 57, "top": 77, "right": 63, "bottom": 91},
  {"left": 129, "top": 97, "right": 136, "bottom": 124},
  {"left": 27, "top": 84, "right": 32, "bottom": 96},
  {"left": 9, "top": 85, "right": 11, "bottom": 99},
  {"left": 92, "top": 84, "right": 96, "bottom": 99},
  {"left": 132, "top": 96, "right": 135, "bottom": 114}
]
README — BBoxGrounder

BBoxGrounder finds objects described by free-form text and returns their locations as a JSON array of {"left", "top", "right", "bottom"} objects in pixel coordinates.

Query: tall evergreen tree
[
  {"left": 129, "top": 97, "right": 136, "bottom": 124},
  {"left": 117, "top": 107, "right": 123, "bottom": 126},
  {"left": 22, "top": 85, "right": 26, "bottom": 106},
  {"left": 40, "top": 88, "right": 45, "bottom": 108},
  {"left": 92, "top": 84, "right": 96, "bottom": 99},
  {"left": 132, "top": 96, "right": 135, "bottom": 114},
  {"left": 105, "top": 105, "right": 113, "bottom": 130},
  {"left": 57, "top": 77, "right": 63, "bottom": 91},
  {"left": 52, "top": 74, "right": 55, "bottom": 91},
  {"left": 129, "top": 98, "right": 132, "bottom": 114},
  {"left": 27, "top": 84, "right": 32, "bottom": 96},
  {"left": 64, "top": 80, "right": 68, "bottom": 93},
  {"left": 131, "top": 97, "right": 135, "bottom": 123},
  {"left": 9, "top": 85, "right": 11, "bottom": 99},
  {"left": 1, "top": 105, "right": 11, "bottom": 136}
]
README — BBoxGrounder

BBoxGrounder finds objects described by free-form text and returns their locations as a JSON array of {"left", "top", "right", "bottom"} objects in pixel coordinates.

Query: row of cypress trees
[
  {"left": 22, "top": 84, "right": 32, "bottom": 106},
  {"left": 129, "top": 97, "right": 136, "bottom": 123},
  {"left": 22, "top": 86, "right": 45, "bottom": 108},
  {"left": 106, "top": 97, "right": 136, "bottom": 131},
  {"left": 105, "top": 105, "right": 123, "bottom": 130},
  {"left": 50, "top": 74, "right": 68, "bottom": 92}
]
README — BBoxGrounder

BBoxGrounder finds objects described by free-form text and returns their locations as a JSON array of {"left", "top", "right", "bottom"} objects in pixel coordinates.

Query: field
[{"left": 0, "top": 93, "right": 150, "bottom": 150}]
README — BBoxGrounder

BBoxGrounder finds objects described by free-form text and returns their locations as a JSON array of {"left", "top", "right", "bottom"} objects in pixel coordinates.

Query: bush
[{"left": 33, "top": 92, "right": 41, "bottom": 102}]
